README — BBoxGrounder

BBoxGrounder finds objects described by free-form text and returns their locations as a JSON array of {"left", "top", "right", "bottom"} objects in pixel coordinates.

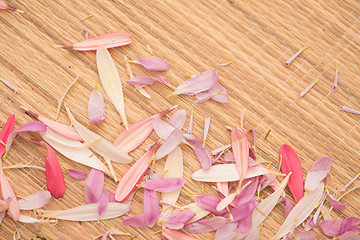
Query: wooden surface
[{"left": 0, "top": 0, "right": 360, "bottom": 239}]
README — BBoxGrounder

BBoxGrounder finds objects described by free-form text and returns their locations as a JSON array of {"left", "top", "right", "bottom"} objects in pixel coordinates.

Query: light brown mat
[{"left": 0, "top": 0, "right": 359, "bottom": 239}]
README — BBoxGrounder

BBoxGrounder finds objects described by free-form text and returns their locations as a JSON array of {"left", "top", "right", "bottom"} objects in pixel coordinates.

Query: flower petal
[
  {"left": 67, "top": 169, "right": 87, "bottom": 180},
  {"left": 184, "top": 203, "right": 210, "bottom": 223},
  {"left": 163, "top": 210, "right": 196, "bottom": 230},
  {"left": 328, "top": 194, "right": 346, "bottom": 209},
  {"left": 96, "top": 46, "right": 128, "bottom": 129},
  {"left": 203, "top": 115, "right": 211, "bottom": 146},
  {"left": 88, "top": 85, "right": 105, "bottom": 124},
  {"left": 0, "top": 114, "right": 15, "bottom": 157},
  {"left": 215, "top": 222, "right": 239, "bottom": 240},
  {"left": 184, "top": 134, "right": 212, "bottom": 170},
  {"left": 123, "top": 213, "right": 148, "bottom": 228},
  {"left": 144, "top": 189, "right": 161, "bottom": 227},
  {"left": 229, "top": 198, "right": 257, "bottom": 222},
  {"left": 184, "top": 217, "right": 227, "bottom": 233},
  {"left": 195, "top": 82, "right": 229, "bottom": 104},
  {"left": 194, "top": 195, "right": 227, "bottom": 216},
  {"left": 156, "top": 129, "right": 183, "bottom": 160},
  {"left": 142, "top": 178, "right": 185, "bottom": 192},
  {"left": 0, "top": 1, "right": 18, "bottom": 11},
  {"left": 339, "top": 232, "right": 360, "bottom": 240},
  {"left": 60, "top": 33, "right": 132, "bottom": 51},
  {"left": 0, "top": 77, "right": 18, "bottom": 93},
  {"left": 284, "top": 197, "right": 294, "bottom": 217},
  {"left": 340, "top": 106, "right": 360, "bottom": 114},
  {"left": 188, "top": 107, "right": 194, "bottom": 135},
  {"left": 284, "top": 45, "right": 307, "bottom": 66},
  {"left": 0, "top": 199, "right": 8, "bottom": 212},
  {"left": 98, "top": 189, "right": 109, "bottom": 216},
  {"left": 84, "top": 168, "right": 104, "bottom": 204},
  {"left": 18, "top": 191, "right": 52, "bottom": 210},
  {"left": 0, "top": 171, "right": 20, "bottom": 221},
  {"left": 333, "top": 64, "right": 339, "bottom": 91},
  {"left": 168, "top": 109, "right": 187, "bottom": 129},
  {"left": 304, "top": 156, "right": 331, "bottom": 191},
  {"left": 162, "top": 228, "right": 199, "bottom": 240},
  {"left": 133, "top": 57, "right": 170, "bottom": 71},
  {"left": 231, "top": 127, "right": 249, "bottom": 185},
  {"left": 152, "top": 116, "right": 175, "bottom": 139},
  {"left": 279, "top": 144, "right": 304, "bottom": 203}
]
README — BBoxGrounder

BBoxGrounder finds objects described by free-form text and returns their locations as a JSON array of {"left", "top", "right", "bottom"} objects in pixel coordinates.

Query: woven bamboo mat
[{"left": 0, "top": 0, "right": 359, "bottom": 239}]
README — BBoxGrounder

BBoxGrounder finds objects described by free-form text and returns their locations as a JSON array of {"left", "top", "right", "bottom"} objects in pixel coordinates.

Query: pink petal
[
  {"left": 238, "top": 213, "right": 253, "bottom": 234},
  {"left": 67, "top": 169, "right": 87, "bottom": 180},
  {"left": 284, "top": 45, "right": 307, "bottom": 66},
  {"left": 18, "top": 190, "right": 51, "bottom": 210},
  {"left": 0, "top": 114, "right": 15, "bottom": 157},
  {"left": 305, "top": 156, "right": 332, "bottom": 191},
  {"left": 168, "top": 109, "right": 187, "bottom": 129},
  {"left": 215, "top": 222, "right": 239, "bottom": 240},
  {"left": 162, "top": 228, "right": 199, "bottom": 240},
  {"left": 284, "top": 197, "right": 295, "bottom": 217},
  {"left": 0, "top": 199, "right": 8, "bottom": 212},
  {"left": 298, "top": 79, "right": 319, "bottom": 97},
  {"left": 279, "top": 144, "right": 304, "bottom": 203},
  {"left": 233, "top": 177, "right": 259, "bottom": 207},
  {"left": 6, "top": 121, "right": 47, "bottom": 152},
  {"left": 320, "top": 219, "right": 343, "bottom": 237},
  {"left": 224, "top": 152, "right": 235, "bottom": 162},
  {"left": 114, "top": 108, "right": 173, "bottom": 153},
  {"left": 195, "top": 82, "right": 229, "bottom": 103},
  {"left": 184, "top": 134, "right": 212, "bottom": 170},
  {"left": 339, "top": 217, "right": 360, "bottom": 235},
  {"left": 0, "top": 172, "right": 19, "bottom": 221},
  {"left": 286, "top": 231, "right": 315, "bottom": 240},
  {"left": 203, "top": 115, "right": 211, "bottom": 146},
  {"left": 115, "top": 143, "right": 159, "bottom": 202},
  {"left": 144, "top": 189, "right": 161, "bottom": 227},
  {"left": 0, "top": 77, "right": 19, "bottom": 93},
  {"left": 231, "top": 127, "right": 249, "bottom": 185},
  {"left": 98, "top": 189, "right": 109, "bottom": 216},
  {"left": 194, "top": 195, "right": 226, "bottom": 216},
  {"left": 228, "top": 198, "right": 257, "bottom": 222},
  {"left": 123, "top": 213, "right": 148, "bottom": 228},
  {"left": 0, "top": 1, "right": 17, "bottom": 11},
  {"left": 84, "top": 168, "right": 104, "bottom": 204},
  {"left": 100, "top": 231, "right": 111, "bottom": 240},
  {"left": 184, "top": 217, "right": 227, "bottom": 233},
  {"left": 142, "top": 178, "right": 185, "bottom": 192},
  {"left": 170, "top": 70, "right": 219, "bottom": 96},
  {"left": 24, "top": 109, "right": 82, "bottom": 141},
  {"left": 133, "top": 57, "right": 170, "bottom": 71},
  {"left": 163, "top": 210, "right": 196, "bottom": 229},
  {"left": 0, "top": 211, "right": 5, "bottom": 224},
  {"left": 88, "top": 86, "right": 105, "bottom": 124},
  {"left": 328, "top": 194, "right": 346, "bottom": 209},
  {"left": 152, "top": 116, "right": 175, "bottom": 139},
  {"left": 127, "top": 76, "right": 170, "bottom": 86},
  {"left": 340, "top": 106, "right": 360, "bottom": 114},
  {"left": 217, "top": 182, "right": 229, "bottom": 196},
  {"left": 339, "top": 232, "right": 360, "bottom": 240},
  {"left": 60, "top": 32, "right": 132, "bottom": 51},
  {"left": 156, "top": 129, "right": 183, "bottom": 160}
]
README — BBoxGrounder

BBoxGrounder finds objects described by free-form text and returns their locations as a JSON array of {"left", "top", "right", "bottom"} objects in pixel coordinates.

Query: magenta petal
[
  {"left": 123, "top": 213, "right": 148, "bottom": 228},
  {"left": 134, "top": 57, "right": 170, "bottom": 71},
  {"left": 142, "top": 178, "right": 185, "bottom": 192},
  {"left": 320, "top": 219, "right": 343, "bottom": 237},
  {"left": 194, "top": 195, "right": 226, "bottom": 215},
  {"left": 156, "top": 129, "right": 183, "bottom": 160},
  {"left": 304, "top": 156, "right": 332, "bottom": 191},
  {"left": 163, "top": 210, "right": 196, "bottom": 230},
  {"left": 339, "top": 217, "right": 360, "bottom": 236},
  {"left": 127, "top": 76, "right": 170, "bottom": 86},
  {"left": 184, "top": 217, "right": 227, "bottom": 233},
  {"left": 84, "top": 168, "right": 104, "bottom": 204},
  {"left": 328, "top": 194, "right": 346, "bottom": 209},
  {"left": 152, "top": 116, "right": 175, "bottom": 139},
  {"left": 284, "top": 197, "right": 295, "bottom": 217},
  {"left": 229, "top": 198, "right": 257, "bottom": 222},
  {"left": 172, "top": 70, "right": 219, "bottom": 96},
  {"left": 184, "top": 134, "right": 212, "bottom": 170},
  {"left": 215, "top": 222, "right": 239, "bottom": 240},
  {"left": 67, "top": 169, "right": 87, "bottom": 180},
  {"left": 168, "top": 109, "right": 187, "bottom": 129},
  {"left": 238, "top": 213, "right": 253, "bottom": 234},
  {"left": 98, "top": 189, "right": 109, "bottom": 216},
  {"left": 339, "top": 232, "right": 360, "bottom": 240},
  {"left": 195, "top": 82, "right": 229, "bottom": 104},
  {"left": 6, "top": 121, "right": 47, "bottom": 151},
  {"left": 144, "top": 189, "right": 161, "bottom": 227},
  {"left": 88, "top": 87, "right": 105, "bottom": 124},
  {"left": 233, "top": 177, "right": 259, "bottom": 207}
]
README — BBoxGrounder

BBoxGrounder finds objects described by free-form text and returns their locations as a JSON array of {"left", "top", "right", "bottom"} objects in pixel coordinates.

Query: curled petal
[
  {"left": 0, "top": 114, "right": 15, "bottom": 157},
  {"left": 305, "top": 156, "right": 331, "bottom": 191},
  {"left": 156, "top": 129, "right": 183, "bottom": 160},
  {"left": 84, "top": 168, "right": 104, "bottom": 204},
  {"left": 144, "top": 189, "right": 161, "bottom": 227},
  {"left": 18, "top": 191, "right": 52, "bottom": 210},
  {"left": 88, "top": 86, "right": 105, "bottom": 124},
  {"left": 184, "top": 134, "right": 212, "bottom": 170},
  {"left": 127, "top": 76, "right": 170, "bottom": 86},
  {"left": 60, "top": 32, "right": 132, "bottom": 51},
  {"left": 142, "top": 178, "right": 185, "bottom": 192},
  {"left": 132, "top": 57, "right": 170, "bottom": 71},
  {"left": 67, "top": 169, "right": 87, "bottom": 180}
]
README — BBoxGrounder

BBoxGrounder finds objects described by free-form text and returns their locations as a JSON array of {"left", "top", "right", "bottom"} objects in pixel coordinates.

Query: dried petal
[
  {"left": 96, "top": 46, "right": 128, "bottom": 129},
  {"left": 284, "top": 45, "right": 307, "bottom": 66},
  {"left": 328, "top": 194, "right": 346, "bottom": 209},
  {"left": 333, "top": 64, "right": 339, "bottom": 91},
  {"left": 195, "top": 82, "right": 229, "bottom": 103},
  {"left": 0, "top": 78, "right": 18, "bottom": 93},
  {"left": 163, "top": 210, "right": 196, "bottom": 230},
  {"left": 132, "top": 57, "right": 170, "bottom": 71},
  {"left": 184, "top": 134, "right": 212, "bottom": 170},
  {"left": 0, "top": 171, "right": 20, "bottom": 221},
  {"left": 203, "top": 115, "right": 211, "bottom": 147},
  {"left": 144, "top": 189, "right": 160, "bottom": 227},
  {"left": 84, "top": 168, "right": 104, "bottom": 204},
  {"left": 60, "top": 32, "right": 132, "bottom": 51},
  {"left": 142, "top": 178, "right": 185, "bottom": 192},
  {"left": 340, "top": 106, "right": 360, "bottom": 114},
  {"left": 37, "top": 202, "right": 129, "bottom": 221},
  {"left": 162, "top": 228, "right": 199, "bottom": 240},
  {"left": 298, "top": 79, "right": 319, "bottom": 97},
  {"left": 127, "top": 76, "right": 170, "bottom": 86},
  {"left": 98, "top": 189, "right": 109, "bottom": 216},
  {"left": 18, "top": 191, "right": 51, "bottom": 210},
  {"left": 0, "top": 114, "right": 15, "bottom": 157},
  {"left": 162, "top": 146, "right": 183, "bottom": 205},
  {"left": 115, "top": 143, "right": 159, "bottom": 202},
  {"left": 169, "top": 70, "right": 219, "bottom": 96},
  {"left": 279, "top": 144, "right": 304, "bottom": 203},
  {"left": 184, "top": 217, "right": 227, "bottom": 233},
  {"left": 67, "top": 169, "right": 87, "bottom": 180},
  {"left": 156, "top": 129, "right": 183, "bottom": 160},
  {"left": 304, "top": 156, "right": 331, "bottom": 191},
  {"left": 123, "top": 214, "right": 147, "bottom": 228},
  {"left": 88, "top": 85, "right": 105, "bottom": 124},
  {"left": 114, "top": 107, "right": 173, "bottom": 153},
  {"left": 231, "top": 127, "right": 249, "bottom": 185}
]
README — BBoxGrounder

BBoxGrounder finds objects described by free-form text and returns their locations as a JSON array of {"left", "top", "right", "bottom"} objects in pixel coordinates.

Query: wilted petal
[
  {"left": 6, "top": 121, "right": 47, "bottom": 152},
  {"left": 0, "top": 114, "right": 15, "bottom": 157},
  {"left": 305, "top": 156, "right": 331, "bottom": 191},
  {"left": 162, "top": 228, "right": 199, "bottom": 240},
  {"left": 88, "top": 85, "right": 105, "bottom": 124},
  {"left": 132, "top": 57, "right": 170, "bottom": 71},
  {"left": 184, "top": 217, "right": 227, "bottom": 233},
  {"left": 195, "top": 82, "right": 229, "bottom": 103},
  {"left": 127, "top": 76, "right": 170, "bottom": 86},
  {"left": 215, "top": 222, "right": 239, "bottom": 240},
  {"left": 328, "top": 194, "right": 346, "bottom": 209},
  {"left": 152, "top": 116, "right": 175, "bottom": 139},
  {"left": 163, "top": 210, "right": 196, "bottom": 229},
  {"left": 231, "top": 127, "right": 249, "bottom": 186},
  {"left": 0, "top": 172, "right": 19, "bottom": 221},
  {"left": 184, "top": 134, "right": 212, "bottom": 170},
  {"left": 169, "top": 70, "right": 219, "bottom": 96},
  {"left": 115, "top": 143, "right": 159, "bottom": 202},
  {"left": 123, "top": 213, "right": 147, "bottom": 228},
  {"left": 156, "top": 129, "right": 183, "bottom": 160},
  {"left": 60, "top": 32, "right": 132, "bottom": 51},
  {"left": 68, "top": 169, "right": 87, "bottom": 180},
  {"left": 144, "top": 189, "right": 161, "bottom": 227},
  {"left": 114, "top": 107, "right": 173, "bottom": 153},
  {"left": 84, "top": 168, "right": 104, "bottom": 204},
  {"left": 279, "top": 144, "right": 304, "bottom": 203},
  {"left": 18, "top": 191, "right": 51, "bottom": 210},
  {"left": 98, "top": 189, "right": 109, "bottom": 216},
  {"left": 142, "top": 178, "right": 185, "bottom": 192},
  {"left": 194, "top": 195, "right": 226, "bottom": 215}
]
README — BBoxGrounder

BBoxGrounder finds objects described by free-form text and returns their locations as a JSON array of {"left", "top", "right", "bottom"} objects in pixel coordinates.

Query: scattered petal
[
  {"left": 340, "top": 106, "right": 360, "bottom": 114},
  {"left": 97, "top": 46, "right": 128, "bottom": 129},
  {"left": 184, "top": 134, "right": 212, "bottom": 170},
  {"left": 183, "top": 203, "right": 210, "bottom": 223},
  {"left": 0, "top": 114, "right": 15, "bottom": 157},
  {"left": 142, "top": 178, "right": 185, "bottom": 192},
  {"left": 195, "top": 82, "right": 229, "bottom": 104},
  {"left": 123, "top": 214, "right": 148, "bottom": 228},
  {"left": 339, "top": 231, "right": 360, "bottom": 240},
  {"left": 233, "top": 177, "right": 259, "bottom": 207},
  {"left": 152, "top": 116, "right": 175, "bottom": 139},
  {"left": 184, "top": 217, "right": 227, "bottom": 233},
  {"left": 0, "top": 171, "right": 20, "bottom": 221},
  {"left": 98, "top": 189, "right": 109, "bottom": 216},
  {"left": 144, "top": 189, "right": 160, "bottom": 227},
  {"left": 284, "top": 197, "right": 294, "bottom": 217},
  {"left": 305, "top": 156, "right": 331, "bottom": 191},
  {"left": 342, "top": 172, "right": 360, "bottom": 192},
  {"left": 156, "top": 129, "right": 183, "bottom": 160},
  {"left": 60, "top": 32, "right": 132, "bottom": 51},
  {"left": 0, "top": 1, "right": 18, "bottom": 11},
  {"left": 231, "top": 127, "right": 249, "bottom": 185},
  {"left": 203, "top": 115, "right": 211, "bottom": 147},
  {"left": 162, "top": 228, "right": 199, "bottom": 240},
  {"left": 229, "top": 198, "right": 257, "bottom": 222},
  {"left": 0, "top": 78, "right": 18, "bottom": 93},
  {"left": 333, "top": 64, "right": 339, "bottom": 91},
  {"left": 18, "top": 191, "right": 51, "bottom": 210},
  {"left": 84, "top": 168, "right": 104, "bottom": 204},
  {"left": 284, "top": 45, "right": 308, "bottom": 66},
  {"left": 215, "top": 222, "right": 239, "bottom": 240},
  {"left": 131, "top": 57, "right": 170, "bottom": 71},
  {"left": 0, "top": 199, "right": 8, "bottom": 212},
  {"left": 298, "top": 79, "right": 319, "bottom": 97},
  {"left": 328, "top": 194, "right": 346, "bottom": 209},
  {"left": 188, "top": 107, "right": 194, "bottom": 135},
  {"left": 194, "top": 195, "right": 226, "bottom": 215},
  {"left": 67, "top": 168, "right": 87, "bottom": 180},
  {"left": 168, "top": 109, "right": 187, "bottom": 129},
  {"left": 163, "top": 210, "right": 196, "bottom": 230},
  {"left": 88, "top": 85, "right": 105, "bottom": 124}
]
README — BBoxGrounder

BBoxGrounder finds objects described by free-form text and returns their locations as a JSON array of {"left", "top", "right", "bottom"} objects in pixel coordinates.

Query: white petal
[{"left": 18, "top": 191, "right": 51, "bottom": 210}]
